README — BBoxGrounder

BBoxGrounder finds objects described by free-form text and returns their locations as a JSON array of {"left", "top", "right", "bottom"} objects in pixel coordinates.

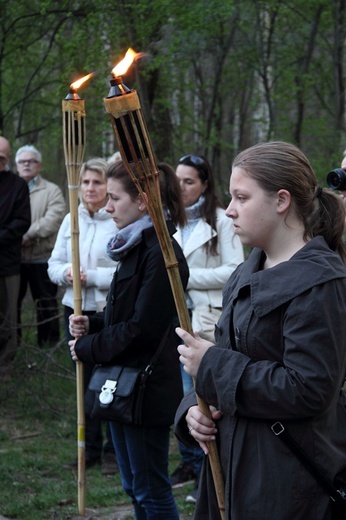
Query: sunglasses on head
[{"left": 178, "top": 155, "right": 205, "bottom": 166}]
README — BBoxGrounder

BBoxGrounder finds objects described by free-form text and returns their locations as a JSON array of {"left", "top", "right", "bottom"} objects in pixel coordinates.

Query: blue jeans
[
  {"left": 179, "top": 365, "right": 204, "bottom": 477},
  {"left": 109, "top": 422, "right": 179, "bottom": 520}
]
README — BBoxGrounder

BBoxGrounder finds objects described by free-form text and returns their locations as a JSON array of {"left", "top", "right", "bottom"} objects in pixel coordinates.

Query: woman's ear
[
  {"left": 138, "top": 193, "right": 148, "bottom": 211},
  {"left": 276, "top": 189, "right": 291, "bottom": 214}
]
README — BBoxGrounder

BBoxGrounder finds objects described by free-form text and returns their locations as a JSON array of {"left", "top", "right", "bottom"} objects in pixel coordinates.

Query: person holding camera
[
  {"left": 340, "top": 154, "right": 346, "bottom": 199},
  {"left": 326, "top": 153, "right": 346, "bottom": 232},
  {"left": 327, "top": 153, "right": 346, "bottom": 196},
  {"left": 175, "top": 141, "right": 346, "bottom": 520}
]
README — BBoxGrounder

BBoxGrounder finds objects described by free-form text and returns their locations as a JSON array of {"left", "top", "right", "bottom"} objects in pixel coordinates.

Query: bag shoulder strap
[
  {"left": 144, "top": 324, "right": 171, "bottom": 375},
  {"left": 269, "top": 421, "right": 339, "bottom": 501}
]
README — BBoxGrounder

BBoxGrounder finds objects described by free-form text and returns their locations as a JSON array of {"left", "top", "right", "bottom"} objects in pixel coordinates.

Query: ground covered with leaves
[{"left": 0, "top": 309, "right": 195, "bottom": 520}]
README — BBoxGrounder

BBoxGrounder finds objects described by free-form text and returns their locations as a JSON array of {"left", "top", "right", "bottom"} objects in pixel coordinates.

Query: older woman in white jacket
[
  {"left": 48, "top": 157, "right": 118, "bottom": 474},
  {"left": 171, "top": 154, "right": 244, "bottom": 500},
  {"left": 48, "top": 201, "right": 116, "bottom": 312},
  {"left": 48, "top": 159, "right": 117, "bottom": 313}
]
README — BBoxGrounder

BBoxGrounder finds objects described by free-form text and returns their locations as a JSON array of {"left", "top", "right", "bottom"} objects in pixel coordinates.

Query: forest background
[
  {"left": 1, "top": 0, "right": 345, "bottom": 196},
  {"left": 0, "top": 1, "right": 346, "bottom": 518}
]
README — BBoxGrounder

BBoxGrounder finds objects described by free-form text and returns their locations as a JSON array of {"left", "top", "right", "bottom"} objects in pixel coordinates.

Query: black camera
[{"left": 327, "top": 168, "right": 346, "bottom": 190}]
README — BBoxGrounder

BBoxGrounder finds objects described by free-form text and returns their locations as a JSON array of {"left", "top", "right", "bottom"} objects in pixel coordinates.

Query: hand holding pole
[
  {"left": 62, "top": 86, "right": 86, "bottom": 516},
  {"left": 103, "top": 63, "right": 226, "bottom": 519}
]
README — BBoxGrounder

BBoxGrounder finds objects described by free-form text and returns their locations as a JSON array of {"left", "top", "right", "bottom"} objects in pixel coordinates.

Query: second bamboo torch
[{"left": 103, "top": 49, "right": 226, "bottom": 519}]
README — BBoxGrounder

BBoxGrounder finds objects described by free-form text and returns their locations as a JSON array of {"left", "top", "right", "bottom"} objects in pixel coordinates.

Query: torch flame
[
  {"left": 70, "top": 73, "right": 94, "bottom": 91},
  {"left": 111, "top": 48, "right": 141, "bottom": 78}
]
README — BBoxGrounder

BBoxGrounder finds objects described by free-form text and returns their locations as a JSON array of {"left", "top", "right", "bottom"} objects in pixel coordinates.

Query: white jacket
[
  {"left": 48, "top": 204, "right": 117, "bottom": 311},
  {"left": 174, "top": 207, "right": 244, "bottom": 309}
]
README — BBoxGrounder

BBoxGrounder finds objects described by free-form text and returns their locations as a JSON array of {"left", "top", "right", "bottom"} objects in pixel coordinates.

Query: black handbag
[
  {"left": 86, "top": 326, "right": 170, "bottom": 425},
  {"left": 270, "top": 421, "right": 346, "bottom": 520}
]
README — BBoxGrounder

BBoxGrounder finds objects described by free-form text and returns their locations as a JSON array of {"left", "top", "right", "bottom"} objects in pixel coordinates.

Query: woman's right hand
[
  {"left": 66, "top": 267, "right": 87, "bottom": 286},
  {"left": 185, "top": 405, "right": 222, "bottom": 455},
  {"left": 69, "top": 314, "right": 90, "bottom": 339}
]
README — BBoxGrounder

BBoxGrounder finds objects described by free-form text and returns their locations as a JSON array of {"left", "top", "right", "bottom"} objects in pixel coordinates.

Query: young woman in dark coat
[
  {"left": 69, "top": 160, "right": 189, "bottom": 519},
  {"left": 175, "top": 141, "right": 346, "bottom": 520}
]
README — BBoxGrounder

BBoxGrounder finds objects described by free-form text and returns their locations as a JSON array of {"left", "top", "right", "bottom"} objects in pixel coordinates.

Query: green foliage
[
  {"left": 0, "top": 301, "right": 195, "bottom": 519},
  {"left": 0, "top": 0, "right": 345, "bottom": 189}
]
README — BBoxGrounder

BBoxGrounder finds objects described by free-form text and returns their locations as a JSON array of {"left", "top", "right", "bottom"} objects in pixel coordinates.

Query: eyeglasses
[
  {"left": 17, "top": 159, "right": 39, "bottom": 165},
  {"left": 178, "top": 155, "right": 205, "bottom": 166}
]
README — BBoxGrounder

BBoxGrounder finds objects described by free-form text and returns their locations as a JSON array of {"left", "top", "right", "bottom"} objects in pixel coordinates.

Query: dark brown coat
[{"left": 175, "top": 237, "right": 346, "bottom": 519}]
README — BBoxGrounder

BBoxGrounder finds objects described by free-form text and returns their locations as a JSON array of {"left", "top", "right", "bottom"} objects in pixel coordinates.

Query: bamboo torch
[
  {"left": 103, "top": 49, "right": 226, "bottom": 519},
  {"left": 62, "top": 73, "right": 92, "bottom": 516}
]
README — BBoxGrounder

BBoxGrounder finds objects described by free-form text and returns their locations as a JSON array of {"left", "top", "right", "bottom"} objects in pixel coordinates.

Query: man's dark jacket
[{"left": 0, "top": 170, "right": 31, "bottom": 277}]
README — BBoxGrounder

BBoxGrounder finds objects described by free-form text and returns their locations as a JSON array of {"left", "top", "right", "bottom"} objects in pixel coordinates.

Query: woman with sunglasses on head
[
  {"left": 175, "top": 142, "right": 346, "bottom": 519},
  {"left": 171, "top": 154, "right": 244, "bottom": 500}
]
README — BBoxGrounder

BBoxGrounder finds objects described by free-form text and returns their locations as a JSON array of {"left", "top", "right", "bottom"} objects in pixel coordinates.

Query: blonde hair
[
  {"left": 79, "top": 158, "right": 108, "bottom": 212},
  {"left": 79, "top": 158, "right": 108, "bottom": 181}
]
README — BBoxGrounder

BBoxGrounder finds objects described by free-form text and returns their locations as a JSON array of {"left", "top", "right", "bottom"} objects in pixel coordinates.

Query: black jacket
[
  {"left": 0, "top": 170, "right": 31, "bottom": 277},
  {"left": 175, "top": 237, "right": 346, "bottom": 520},
  {"left": 76, "top": 221, "right": 189, "bottom": 425}
]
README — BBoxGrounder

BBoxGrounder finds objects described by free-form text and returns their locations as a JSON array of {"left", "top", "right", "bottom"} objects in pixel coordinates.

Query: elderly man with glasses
[{"left": 16, "top": 145, "right": 66, "bottom": 347}]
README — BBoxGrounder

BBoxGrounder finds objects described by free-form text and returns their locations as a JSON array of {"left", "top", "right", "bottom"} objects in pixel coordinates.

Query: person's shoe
[
  {"left": 65, "top": 455, "right": 101, "bottom": 470},
  {"left": 101, "top": 453, "right": 118, "bottom": 475},
  {"left": 170, "top": 462, "right": 195, "bottom": 488},
  {"left": 186, "top": 486, "right": 198, "bottom": 504}
]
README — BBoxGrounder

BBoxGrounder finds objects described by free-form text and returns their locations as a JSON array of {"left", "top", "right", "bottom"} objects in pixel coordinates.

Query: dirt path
[
  {"left": 70, "top": 505, "right": 135, "bottom": 519},
  {"left": 69, "top": 505, "right": 193, "bottom": 519},
  {"left": 0, "top": 505, "right": 193, "bottom": 520}
]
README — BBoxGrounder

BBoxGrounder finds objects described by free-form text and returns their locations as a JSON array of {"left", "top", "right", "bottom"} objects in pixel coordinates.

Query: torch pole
[
  {"left": 62, "top": 95, "right": 86, "bottom": 515},
  {"left": 104, "top": 87, "right": 226, "bottom": 519}
]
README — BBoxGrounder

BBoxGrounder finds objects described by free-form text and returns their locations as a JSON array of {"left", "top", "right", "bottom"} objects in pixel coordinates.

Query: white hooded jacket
[
  {"left": 48, "top": 204, "right": 117, "bottom": 311},
  {"left": 174, "top": 207, "right": 244, "bottom": 310}
]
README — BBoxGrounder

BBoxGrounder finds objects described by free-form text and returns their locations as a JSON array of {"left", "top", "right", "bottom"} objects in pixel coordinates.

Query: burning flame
[
  {"left": 70, "top": 73, "right": 94, "bottom": 91},
  {"left": 111, "top": 48, "right": 141, "bottom": 78}
]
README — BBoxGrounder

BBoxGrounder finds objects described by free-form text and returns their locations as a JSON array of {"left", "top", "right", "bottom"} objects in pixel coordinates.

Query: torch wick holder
[
  {"left": 65, "top": 89, "right": 81, "bottom": 101},
  {"left": 107, "top": 76, "right": 132, "bottom": 98}
]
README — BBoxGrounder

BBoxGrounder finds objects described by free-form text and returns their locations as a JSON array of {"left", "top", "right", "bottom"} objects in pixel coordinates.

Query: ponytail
[
  {"left": 309, "top": 189, "right": 346, "bottom": 263},
  {"left": 158, "top": 162, "right": 186, "bottom": 228}
]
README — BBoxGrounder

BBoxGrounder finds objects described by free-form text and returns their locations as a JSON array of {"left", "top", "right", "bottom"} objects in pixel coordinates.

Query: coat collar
[
  {"left": 28, "top": 175, "right": 50, "bottom": 193},
  {"left": 79, "top": 203, "right": 112, "bottom": 222},
  {"left": 231, "top": 236, "right": 346, "bottom": 318},
  {"left": 175, "top": 219, "right": 216, "bottom": 257},
  {"left": 116, "top": 220, "right": 177, "bottom": 282}
]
